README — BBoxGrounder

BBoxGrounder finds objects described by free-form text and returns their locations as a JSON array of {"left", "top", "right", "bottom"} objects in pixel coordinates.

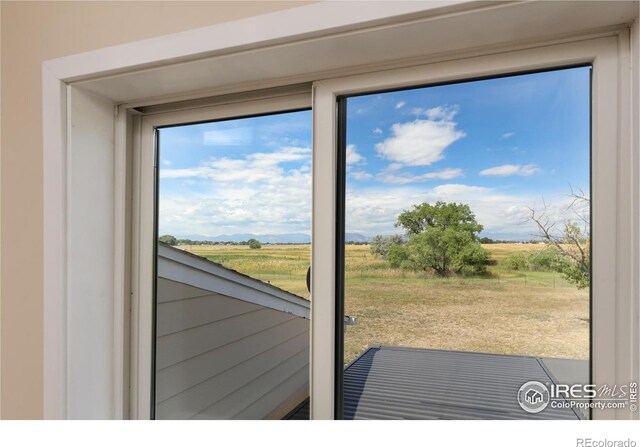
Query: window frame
[
  {"left": 311, "top": 34, "right": 630, "bottom": 419},
  {"left": 131, "top": 91, "right": 312, "bottom": 419}
]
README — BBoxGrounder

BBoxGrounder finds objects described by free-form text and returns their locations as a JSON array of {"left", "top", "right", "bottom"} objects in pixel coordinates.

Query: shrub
[
  {"left": 387, "top": 243, "right": 410, "bottom": 269},
  {"left": 528, "top": 246, "right": 562, "bottom": 271},
  {"left": 502, "top": 253, "right": 528, "bottom": 271},
  {"left": 370, "top": 234, "right": 404, "bottom": 259}
]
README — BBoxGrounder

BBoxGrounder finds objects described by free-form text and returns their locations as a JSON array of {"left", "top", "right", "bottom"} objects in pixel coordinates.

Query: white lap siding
[{"left": 155, "top": 245, "right": 310, "bottom": 420}]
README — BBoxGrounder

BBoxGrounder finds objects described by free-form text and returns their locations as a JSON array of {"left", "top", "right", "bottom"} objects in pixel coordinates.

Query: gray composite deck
[{"left": 287, "top": 345, "right": 587, "bottom": 420}]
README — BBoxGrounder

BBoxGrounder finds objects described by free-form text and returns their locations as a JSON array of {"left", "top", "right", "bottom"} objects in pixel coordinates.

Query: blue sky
[
  {"left": 159, "top": 66, "right": 590, "bottom": 240},
  {"left": 158, "top": 110, "right": 313, "bottom": 238}
]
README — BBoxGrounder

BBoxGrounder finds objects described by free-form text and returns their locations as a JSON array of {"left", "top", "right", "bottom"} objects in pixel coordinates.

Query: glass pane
[
  {"left": 341, "top": 67, "right": 591, "bottom": 419},
  {"left": 154, "top": 109, "right": 312, "bottom": 419}
]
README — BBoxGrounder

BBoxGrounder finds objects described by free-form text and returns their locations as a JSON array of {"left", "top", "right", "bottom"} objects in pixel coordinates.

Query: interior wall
[{"left": 0, "top": 0, "right": 310, "bottom": 420}]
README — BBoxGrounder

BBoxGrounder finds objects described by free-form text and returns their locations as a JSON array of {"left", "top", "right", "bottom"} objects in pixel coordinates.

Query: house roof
[
  {"left": 339, "top": 346, "right": 584, "bottom": 420},
  {"left": 158, "top": 242, "right": 310, "bottom": 319}
]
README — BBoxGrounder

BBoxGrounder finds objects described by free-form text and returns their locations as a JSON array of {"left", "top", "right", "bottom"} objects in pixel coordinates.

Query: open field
[
  {"left": 181, "top": 243, "right": 589, "bottom": 363},
  {"left": 181, "top": 244, "right": 312, "bottom": 298}
]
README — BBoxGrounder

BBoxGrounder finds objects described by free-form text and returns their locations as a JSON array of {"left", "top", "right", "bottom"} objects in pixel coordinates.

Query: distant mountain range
[
  {"left": 344, "top": 233, "right": 370, "bottom": 243},
  {"left": 175, "top": 232, "right": 370, "bottom": 243}
]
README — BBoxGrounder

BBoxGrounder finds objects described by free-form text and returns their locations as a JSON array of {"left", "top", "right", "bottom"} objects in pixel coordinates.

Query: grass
[
  {"left": 180, "top": 244, "right": 311, "bottom": 298},
  {"left": 181, "top": 243, "right": 589, "bottom": 364}
]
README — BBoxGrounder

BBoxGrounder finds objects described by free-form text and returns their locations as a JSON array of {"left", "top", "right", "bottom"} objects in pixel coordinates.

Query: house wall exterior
[
  {"left": 155, "top": 245, "right": 310, "bottom": 420},
  {"left": 155, "top": 278, "right": 309, "bottom": 420},
  {"left": 0, "top": 0, "right": 310, "bottom": 419}
]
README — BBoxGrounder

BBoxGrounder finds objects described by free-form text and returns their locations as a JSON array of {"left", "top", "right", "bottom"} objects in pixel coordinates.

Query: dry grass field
[
  {"left": 182, "top": 243, "right": 589, "bottom": 364},
  {"left": 182, "top": 243, "right": 311, "bottom": 298}
]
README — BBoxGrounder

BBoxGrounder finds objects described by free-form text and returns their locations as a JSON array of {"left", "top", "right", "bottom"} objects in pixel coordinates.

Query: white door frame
[
  {"left": 131, "top": 91, "right": 312, "bottom": 419},
  {"left": 41, "top": 1, "right": 639, "bottom": 419},
  {"left": 313, "top": 34, "right": 633, "bottom": 419}
]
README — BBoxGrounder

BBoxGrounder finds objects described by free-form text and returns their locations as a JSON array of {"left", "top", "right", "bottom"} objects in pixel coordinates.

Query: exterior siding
[{"left": 155, "top": 265, "right": 310, "bottom": 420}]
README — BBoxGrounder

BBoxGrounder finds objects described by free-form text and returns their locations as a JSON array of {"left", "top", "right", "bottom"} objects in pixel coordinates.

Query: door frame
[
  {"left": 131, "top": 90, "right": 312, "bottom": 419},
  {"left": 311, "top": 34, "right": 633, "bottom": 419}
]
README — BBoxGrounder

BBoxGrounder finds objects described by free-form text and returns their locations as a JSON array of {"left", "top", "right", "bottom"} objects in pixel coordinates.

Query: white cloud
[
  {"left": 344, "top": 183, "right": 580, "bottom": 239},
  {"left": 479, "top": 164, "right": 540, "bottom": 177},
  {"left": 160, "top": 146, "right": 311, "bottom": 183},
  {"left": 372, "top": 128, "right": 383, "bottom": 135},
  {"left": 203, "top": 127, "right": 252, "bottom": 146},
  {"left": 409, "top": 106, "right": 459, "bottom": 121},
  {"left": 378, "top": 168, "right": 463, "bottom": 184},
  {"left": 395, "top": 101, "right": 406, "bottom": 109},
  {"left": 346, "top": 144, "right": 365, "bottom": 165},
  {"left": 500, "top": 132, "right": 515, "bottom": 140},
  {"left": 375, "top": 105, "right": 465, "bottom": 166},
  {"left": 350, "top": 171, "right": 373, "bottom": 181},
  {"left": 427, "top": 184, "right": 532, "bottom": 236},
  {"left": 423, "top": 106, "right": 459, "bottom": 121},
  {"left": 431, "top": 184, "right": 489, "bottom": 195},
  {"left": 422, "top": 168, "right": 464, "bottom": 180},
  {"left": 160, "top": 177, "right": 311, "bottom": 237},
  {"left": 162, "top": 160, "right": 172, "bottom": 166},
  {"left": 159, "top": 147, "right": 312, "bottom": 236},
  {"left": 385, "top": 163, "right": 403, "bottom": 172}
]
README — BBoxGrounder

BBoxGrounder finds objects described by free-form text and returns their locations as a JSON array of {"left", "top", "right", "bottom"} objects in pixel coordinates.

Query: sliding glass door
[
  {"left": 153, "top": 107, "right": 312, "bottom": 420},
  {"left": 336, "top": 67, "right": 592, "bottom": 419}
]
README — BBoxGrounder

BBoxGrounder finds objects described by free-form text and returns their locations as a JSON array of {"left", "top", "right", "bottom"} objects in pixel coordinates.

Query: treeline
[
  {"left": 478, "top": 237, "right": 544, "bottom": 244},
  {"left": 501, "top": 246, "right": 588, "bottom": 289},
  {"left": 158, "top": 235, "right": 310, "bottom": 246}
]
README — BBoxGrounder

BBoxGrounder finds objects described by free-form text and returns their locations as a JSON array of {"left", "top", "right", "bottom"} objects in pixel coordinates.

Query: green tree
[
  {"left": 387, "top": 243, "right": 410, "bottom": 269},
  {"left": 159, "top": 234, "right": 177, "bottom": 246},
  {"left": 370, "top": 234, "right": 404, "bottom": 259},
  {"left": 394, "top": 201, "right": 488, "bottom": 276},
  {"left": 247, "top": 238, "right": 262, "bottom": 249}
]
